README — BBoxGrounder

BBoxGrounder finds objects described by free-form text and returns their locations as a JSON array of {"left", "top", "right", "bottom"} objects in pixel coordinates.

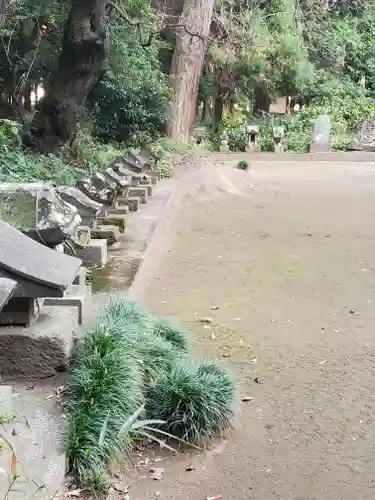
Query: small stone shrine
[
  {"left": 273, "top": 126, "right": 285, "bottom": 153},
  {"left": 0, "top": 220, "right": 82, "bottom": 376},
  {"left": 348, "top": 120, "right": 375, "bottom": 152},
  {"left": 57, "top": 186, "right": 103, "bottom": 228},
  {"left": 219, "top": 132, "right": 230, "bottom": 152},
  {"left": 309, "top": 114, "right": 332, "bottom": 153},
  {"left": 0, "top": 183, "right": 82, "bottom": 247},
  {"left": 246, "top": 125, "right": 260, "bottom": 153}
]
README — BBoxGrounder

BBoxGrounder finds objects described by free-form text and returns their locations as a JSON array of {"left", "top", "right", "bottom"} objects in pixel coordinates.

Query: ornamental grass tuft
[
  {"left": 146, "top": 358, "right": 236, "bottom": 444},
  {"left": 151, "top": 315, "right": 190, "bottom": 351},
  {"left": 64, "top": 322, "right": 143, "bottom": 495}
]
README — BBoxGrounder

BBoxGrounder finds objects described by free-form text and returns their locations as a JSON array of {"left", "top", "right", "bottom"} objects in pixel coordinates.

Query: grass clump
[
  {"left": 101, "top": 298, "right": 152, "bottom": 330},
  {"left": 146, "top": 358, "right": 236, "bottom": 444},
  {"left": 64, "top": 322, "right": 143, "bottom": 495},
  {"left": 237, "top": 160, "right": 249, "bottom": 171},
  {"left": 152, "top": 316, "right": 190, "bottom": 351},
  {"left": 65, "top": 298, "right": 237, "bottom": 494}
]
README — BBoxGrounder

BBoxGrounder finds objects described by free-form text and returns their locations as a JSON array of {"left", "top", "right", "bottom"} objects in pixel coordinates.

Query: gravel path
[{"left": 128, "top": 159, "right": 375, "bottom": 500}]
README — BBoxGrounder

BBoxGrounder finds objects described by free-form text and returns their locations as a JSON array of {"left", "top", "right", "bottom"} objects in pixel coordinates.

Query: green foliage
[
  {"left": 152, "top": 316, "right": 190, "bottom": 351},
  {"left": 65, "top": 298, "right": 236, "bottom": 493},
  {"left": 237, "top": 160, "right": 249, "bottom": 171},
  {"left": 146, "top": 358, "right": 236, "bottom": 444},
  {"left": 64, "top": 322, "right": 144, "bottom": 495},
  {"left": 90, "top": 22, "right": 170, "bottom": 146}
]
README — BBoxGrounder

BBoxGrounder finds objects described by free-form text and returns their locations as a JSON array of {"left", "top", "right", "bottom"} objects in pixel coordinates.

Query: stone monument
[
  {"left": 0, "top": 220, "right": 83, "bottom": 377},
  {"left": 57, "top": 186, "right": 103, "bottom": 228},
  {"left": 0, "top": 183, "right": 82, "bottom": 248},
  {"left": 273, "top": 126, "right": 285, "bottom": 153},
  {"left": 309, "top": 114, "right": 332, "bottom": 153},
  {"left": 348, "top": 120, "right": 375, "bottom": 152},
  {"left": 219, "top": 132, "right": 230, "bottom": 152},
  {"left": 246, "top": 125, "right": 260, "bottom": 153}
]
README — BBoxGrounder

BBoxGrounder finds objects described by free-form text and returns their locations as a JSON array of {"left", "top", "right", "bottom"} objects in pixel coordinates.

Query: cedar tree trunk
[
  {"left": 167, "top": 0, "right": 214, "bottom": 143},
  {"left": 30, "top": 0, "right": 108, "bottom": 153}
]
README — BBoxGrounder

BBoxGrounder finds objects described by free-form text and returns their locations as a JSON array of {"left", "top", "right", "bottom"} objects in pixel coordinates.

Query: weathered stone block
[
  {"left": 76, "top": 239, "right": 108, "bottom": 268},
  {"left": 128, "top": 187, "right": 148, "bottom": 203},
  {"left": 0, "top": 306, "right": 75, "bottom": 378},
  {"left": 91, "top": 224, "right": 120, "bottom": 244},
  {"left": 123, "top": 197, "right": 140, "bottom": 212},
  {"left": 98, "top": 214, "right": 127, "bottom": 233}
]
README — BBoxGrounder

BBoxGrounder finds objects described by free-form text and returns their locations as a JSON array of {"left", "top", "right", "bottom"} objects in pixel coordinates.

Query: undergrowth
[{"left": 64, "top": 298, "right": 236, "bottom": 497}]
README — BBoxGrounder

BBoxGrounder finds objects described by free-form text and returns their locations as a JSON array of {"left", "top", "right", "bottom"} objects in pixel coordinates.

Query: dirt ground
[{"left": 127, "top": 158, "right": 375, "bottom": 500}]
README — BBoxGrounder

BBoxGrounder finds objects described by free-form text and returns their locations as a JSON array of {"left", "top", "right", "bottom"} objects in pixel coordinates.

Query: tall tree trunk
[
  {"left": 29, "top": 0, "right": 108, "bottom": 153},
  {"left": 167, "top": 0, "right": 215, "bottom": 143}
]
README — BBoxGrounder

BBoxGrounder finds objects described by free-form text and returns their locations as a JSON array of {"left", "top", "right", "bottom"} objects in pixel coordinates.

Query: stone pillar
[
  {"left": 245, "top": 125, "right": 260, "bottom": 153},
  {"left": 273, "top": 126, "right": 285, "bottom": 153}
]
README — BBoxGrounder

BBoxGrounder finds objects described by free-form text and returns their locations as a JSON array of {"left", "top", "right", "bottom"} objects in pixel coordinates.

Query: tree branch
[{"left": 108, "top": 0, "right": 206, "bottom": 44}]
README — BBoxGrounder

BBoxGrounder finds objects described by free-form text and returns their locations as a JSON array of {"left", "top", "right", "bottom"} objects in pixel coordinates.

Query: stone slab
[
  {"left": 0, "top": 221, "right": 82, "bottom": 298},
  {"left": 0, "top": 305, "right": 76, "bottom": 378},
  {"left": 75, "top": 239, "right": 108, "bottom": 268}
]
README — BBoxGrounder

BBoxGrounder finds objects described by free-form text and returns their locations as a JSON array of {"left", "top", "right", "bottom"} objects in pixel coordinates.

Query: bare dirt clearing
[{"left": 128, "top": 159, "right": 375, "bottom": 500}]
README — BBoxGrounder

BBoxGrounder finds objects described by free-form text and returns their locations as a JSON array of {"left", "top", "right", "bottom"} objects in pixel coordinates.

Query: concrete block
[
  {"left": 73, "top": 266, "right": 88, "bottom": 288},
  {"left": 140, "top": 182, "right": 153, "bottom": 197},
  {"left": 44, "top": 284, "right": 92, "bottom": 325},
  {"left": 75, "top": 239, "right": 107, "bottom": 268},
  {"left": 91, "top": 225, "right": 120, "bottom": 245},
  {"left": 106, "top": 204, "right": 129, "bottom": 215},
  {"left": 98, "top": 214, "right": 127, "bottom": 233},
  {"left": 124, "top": 196, "right": 140, "bottom": 212},
  {"left": 148, "top": 171, "right": 160, "bottom": 184},
  {"left": 0, "top": 305, "right": 75, "bottom": 378},
  {"left": 128, "top": 187, "right": 148, "bottom": 203}
]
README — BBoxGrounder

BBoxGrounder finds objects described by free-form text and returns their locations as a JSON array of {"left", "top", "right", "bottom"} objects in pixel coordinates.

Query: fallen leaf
[
  {"left": 186, "top": 465, "right": 195, "bottom": 471},
  {"left": 199, "top": 317, "right": 213, "bottom": 324},
  {"left": 150, "top": 467, "right": 165, "bottom": 480},
  {"left": 250, "top": 358, "right": 258, "bottom": 364},
  {"left": 45, "top": 394, "right": 53, "bottom": 400},
  {"left": 65, "top": 489, "right": 83, "bottom": 497},
  {"left": 254, "top": 377, "right": 263, "bottom": 384},
  {"left": 221, "top": 353, "right": 230, "bottom": 358},
  {"left": 241, "top": 396, "right": 253, "bottom": 402},
  {"left": 210, "top": 306, "right": 219, "bottom": 311},
  {"left": 10, "top": 453, "right": 17, "bottom": 476},
  {"left": 206, "top": 495, "right": 222, "bottom": 500}
]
